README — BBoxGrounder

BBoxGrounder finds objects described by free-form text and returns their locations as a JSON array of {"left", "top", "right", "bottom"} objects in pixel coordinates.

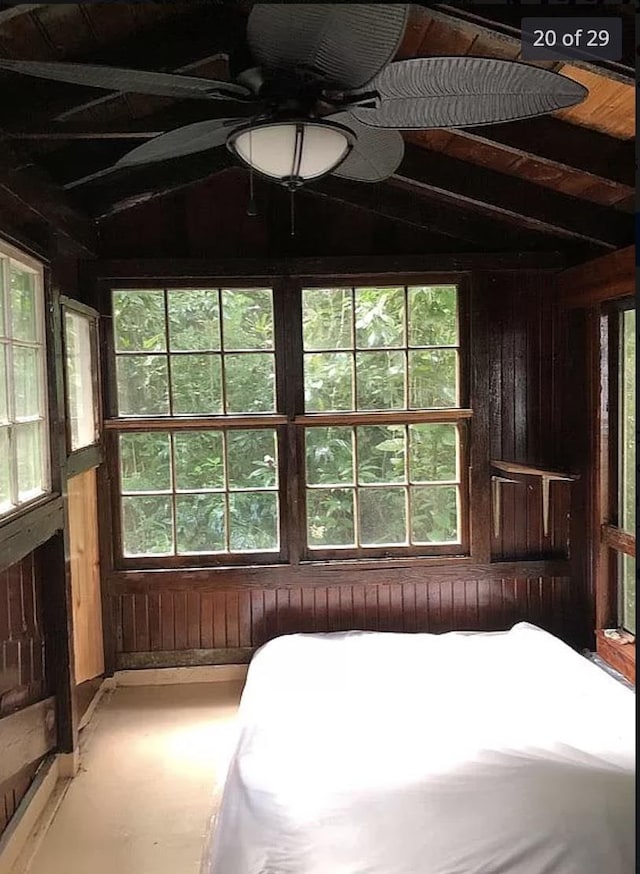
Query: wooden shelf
[{"left": 490, "top": 461, "right": 579, "bottom": 538}]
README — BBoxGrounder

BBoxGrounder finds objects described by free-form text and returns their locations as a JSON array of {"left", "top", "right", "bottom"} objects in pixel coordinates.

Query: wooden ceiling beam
[
  {"left": 76, "top": 148, "right": 235, "bottom": 219},
  {"left": 0, "top": 142, "right": 95, "bottom": 255},
  {"left": 430, "top": 4, "right": 635, "bottom": 83},
  {"left": 0, "top": 4, "right": 247, "bottom": 128},
  {"left": 393, "top": 145, "right": 633, "bottom": 251},
  {"left": 311, "top": 176, "right": 559, "bottom": 251},
  {"left": 434, "top": 117, "right": 634, "bottom": 189}
]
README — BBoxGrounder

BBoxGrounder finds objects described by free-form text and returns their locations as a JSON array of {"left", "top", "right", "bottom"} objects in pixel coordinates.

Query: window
[
  {"left": 302, "top": 285, "right": 465, "bottom": 555},
  {"left": 618, "top": 307, "right": 635, "bottom": 633},
  {"left": 0, "top": 240, "right": 49, "bottom": 517},
  {"left": 599, "top": 300, "right": 635, "bottom": 639},
  {"left": 108, "top": 281, "right": 468, "bottom": 565},
  {"left": 110, "top": 287, "right": 281, "bottom": 562},
  {"left": 63, "top": 303, "right": 100, "bottom": 452}
]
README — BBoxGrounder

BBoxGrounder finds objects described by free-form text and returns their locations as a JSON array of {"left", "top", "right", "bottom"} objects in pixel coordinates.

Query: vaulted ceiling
[{"left": 0, "top": 2, "right": 634, "bottom": 262}]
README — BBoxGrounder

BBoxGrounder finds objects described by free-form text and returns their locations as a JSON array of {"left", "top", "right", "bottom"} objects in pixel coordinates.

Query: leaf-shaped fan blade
[
  {"left": 247, "top": 4, "right": 409, "bottom": 90},
  {"left": 327, "top": 112, "right": 404, "bottom": 182},
  {"left": 0, "top": 59, "right": 251, "bottom": 101},
  {"left": 115, "top": 119, "right": 245, "bottom": 169},
  {"left": 352, "top": 57, "right": 588, "bottom": 128}
]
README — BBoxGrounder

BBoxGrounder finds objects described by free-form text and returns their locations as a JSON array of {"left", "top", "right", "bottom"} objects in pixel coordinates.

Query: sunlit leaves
[
  {"left": 171, "top": 354, "right": 223, "bottom": 414},
  {"left": 113, "top": 290, "right": 166, "bottom": 352},
  {"left": 168, "top": 289, "right": 220, "bottom": 351},
  {"left": 116, "top": 356, "right": 169, "bottom": 416},
  {"left": 119, "top": 428, "right": 279, "bottom": 555},
  {"left": 305, "top": 424, "right": 461, "bottom": 548},
  {"left": 303, "top": 284, "right": 459, "bottom": 413},
  {"left": 221, "top": 289, "right": 273, "bottom": 350}
]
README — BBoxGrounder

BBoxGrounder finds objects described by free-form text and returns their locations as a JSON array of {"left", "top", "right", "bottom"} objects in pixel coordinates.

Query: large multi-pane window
[
  {"left": 109, "top": 282, "right": 468, "bottom": 565},
  {"left": 302, "top": 285, "right": 463, "bottom": 554},
  {"left": 0, "top": 240, "right": 49, "bottom": 517}
]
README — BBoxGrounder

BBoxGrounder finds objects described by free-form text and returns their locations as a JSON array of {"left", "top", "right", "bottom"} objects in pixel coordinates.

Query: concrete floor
[{"left": 25, "top": 681, "right": 243, "bottom": 874}]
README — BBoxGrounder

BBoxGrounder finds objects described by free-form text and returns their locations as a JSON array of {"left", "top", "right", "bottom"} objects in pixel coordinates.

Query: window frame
[
  {"left": 0, "top": 238, "right": 51, "bottom": 520},
  {"left": 102, "top": 273, "right": 472, "bottom": 570},
  {"left": 61, "top": 296, "right": 102, "bottom": 470},
  {"left": 598, "top": 297, "right": 635, "bottom": 637}
]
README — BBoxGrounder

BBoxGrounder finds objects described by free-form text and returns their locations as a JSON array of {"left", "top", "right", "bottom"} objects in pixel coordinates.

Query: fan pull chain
[
  {"left": 247, "top": 131, "right": 258, "bottom": 217},
  {"left": 290, "top": 188, "right": 295, "bottom": 237}
]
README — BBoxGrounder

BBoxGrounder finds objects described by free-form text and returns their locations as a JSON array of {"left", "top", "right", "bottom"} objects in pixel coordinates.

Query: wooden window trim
[
  {"left": 594, "top": 296, "right": 635, "bottom": 678},
  {"left": 61, "top": 296, "right": 102, "bottom": 466},
  {"left": 101, "top": 274, "right": 473, "bottom": 570},
  {"left": 595, "top": 631, "right": 635, "bottom": 685}
]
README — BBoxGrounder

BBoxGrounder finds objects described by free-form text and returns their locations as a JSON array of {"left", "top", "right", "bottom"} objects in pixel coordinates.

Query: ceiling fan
[{"left": 0, "top": 4, "right": 588, "bottom": 192}]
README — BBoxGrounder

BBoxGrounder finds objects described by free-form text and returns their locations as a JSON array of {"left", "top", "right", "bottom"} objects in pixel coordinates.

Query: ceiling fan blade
[
  {"left": 114, "top": 118, "right": 246, "bottom": 169},
  {"left": 247, "top": 4, "right": 409, "bottom": 90},
  {"left": 352, "top": 57, "right": 588, "bottom": 128},
  {"left": 327, "top": 112, "right": 404, "bottom": 182},
  {"left": 0, "top": 59, "right": 251, "bottom": 101}
]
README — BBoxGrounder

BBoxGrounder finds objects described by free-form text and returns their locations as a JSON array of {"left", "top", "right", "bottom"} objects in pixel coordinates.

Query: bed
[{"left": 203, "top": 622, "right": 635, "bottom": 874}]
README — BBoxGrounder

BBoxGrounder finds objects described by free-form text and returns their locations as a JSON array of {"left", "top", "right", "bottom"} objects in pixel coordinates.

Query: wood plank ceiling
[{"left": 0, "top": 2, "right": 634, "bottom": 261}]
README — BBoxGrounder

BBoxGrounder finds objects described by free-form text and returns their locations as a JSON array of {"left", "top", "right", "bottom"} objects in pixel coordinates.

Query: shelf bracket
[{"left": 491, "top": 475, "right": 519, "bottom": 538}]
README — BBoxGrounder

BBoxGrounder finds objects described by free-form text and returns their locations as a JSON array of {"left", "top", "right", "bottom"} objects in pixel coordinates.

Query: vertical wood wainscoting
[
  {"left": 103, "top": 268, "right": 578, "bottom": 671},
  {"left": 0, "top": 552, "right": 49, "bottom": 836},
  {"left": 112, "top": 575, "right": 572, "bottom": 669}
]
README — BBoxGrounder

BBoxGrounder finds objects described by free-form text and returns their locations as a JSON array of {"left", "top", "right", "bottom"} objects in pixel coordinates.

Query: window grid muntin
[
  {"left": 302, "top": 285, "right": 460, "bottom": 413},
  {"left": 112, "top": 287, "right": 276, "bottom": 418},
  {"left": 305, "top": 422, "right": 462, "bottom": 550},
  {"left": 118, "top": 429, "right": 280, "bottom": 557},
  {"left": 0, "top": 245, "right": 49, "bottom": 517}
]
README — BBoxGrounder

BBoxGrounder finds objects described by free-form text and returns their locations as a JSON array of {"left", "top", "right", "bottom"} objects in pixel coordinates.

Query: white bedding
[{"left": 204, "top": 623, "right": 635, "bottom": 874}]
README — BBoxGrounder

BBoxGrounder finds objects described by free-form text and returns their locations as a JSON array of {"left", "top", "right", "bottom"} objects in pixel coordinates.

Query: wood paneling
[
  {"left": 0, "top": 553, "right": 46, "bottom": 717},
  {"left": 555, "top": 66, "right": 635, "bottom": 139},
  {"left": 0, "top": 552, "right": 49, "bottom": 837},
  {"left": 0, "top": 696, "right": 56, "bottom": 785},
  {"left": 68, "top": 468, "right": 104, "bottom": 684},
  {"left": 114, "top": 576, "right": 573, "bottom": 663},
  {"left": 557, "top": 246, "right": 634, "bottom": 309}
]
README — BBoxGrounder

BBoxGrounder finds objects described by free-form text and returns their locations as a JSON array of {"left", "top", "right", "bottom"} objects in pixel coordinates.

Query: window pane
[
  {"left": 411, "top": 486, "right": 458, "bottom": 543},
  {"left": 113, "top": 290, "right": 166, "bottom": 352},
  {"left": 65, "top": 311, "right": 97, "bottom": 450},
  {"left": 355, "top": 287, "right": 405, "bottom": 349},
  {"left": 621, "top": 553, "right": 635, "bottom": 636},
  {"left": 171, "top": 354, "right": 222, "bottom": 415},
  {"left": 357, "top": 425, "right": 405, "bottom": 484},
  {"left": 226, "top": 429, "right": 277, "bottom": 489},
  {"left": 120, "top": 433, "right": 171, "bottom": 493},
  {"left": 409, "top": 349, "right": 457, "bottom": 408},
  {"left": 168, "top": 289, "right": 220, "bottom": 351},
  {"left": 176, "top": 494, "right": 226, "bottom": 553},
  {"left": 0, "top": 427, "right": 11, "bottom": 514},
  {"left": 16, "top": 422, "right": 44, "bottom": 501},
  {"left": 221, "top": 289, "right": 273, "bottom": 350},
  {"left": 359, "top": 487, "right": 407, "bottom": 545},
  {"left": 224, "top": 353, "right": 275, "bottom": 413},
  {"left": 307, "top": 488, "right": 355, "bottom": 547},
  {"left": 409, "top": 424, "right": 458, "bottom": 482},
  {"left": 228, "top": 491, "right": 278, "bottom": 551},
  {"left": 122, "top": 495, "right": 173, "bottom": 556},
  {"left": 408, "top": 286, "right": 458, "bottom": 346},
  {"left": 174, "top": 432, "right": 224, "bottom": 491},
  {"left": 116, "top": 355, "right": 169, "bottom": 416},
  {"left": 10, "top": 265, "right": 37, "bottom": 342},
  {"left": 302, "top": 288, "right": 352, "bottom": 350},
  {"left": 356, "top": 351, "right": 405, "bottom": 410},
  {"left": 0, "top": 345, "right": 8, "bottom": 423},
  {"left": 620, "top": 309, "right": 635, "bottom": 535},
  {"left": 306, "top": 426, "right": 354, "bottom": 486},
  {"left": 13, "top": 346, "right": 41, "bottom": 419},
  {"left": 305, "top": 352, "right": 353, "bottom": 412}
]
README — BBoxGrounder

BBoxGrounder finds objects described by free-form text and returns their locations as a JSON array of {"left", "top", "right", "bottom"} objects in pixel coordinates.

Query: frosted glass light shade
[{"left": 229, "top": 121, "right": 353, "bottom": 187}]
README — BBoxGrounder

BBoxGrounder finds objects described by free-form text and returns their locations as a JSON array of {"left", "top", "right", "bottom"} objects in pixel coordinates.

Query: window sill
[{"left": 596, "top": 630, "right": 635, "bottom": 685}]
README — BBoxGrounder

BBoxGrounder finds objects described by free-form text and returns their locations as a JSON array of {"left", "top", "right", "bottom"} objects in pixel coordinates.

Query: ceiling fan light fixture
[{"left": 227, "top": 119, "right": 355, "bottom": 189}]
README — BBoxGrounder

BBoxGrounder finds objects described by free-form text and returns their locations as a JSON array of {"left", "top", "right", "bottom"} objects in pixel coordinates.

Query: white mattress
[{"left": 204, "top": 623, "right": 635, "bottom": 874}]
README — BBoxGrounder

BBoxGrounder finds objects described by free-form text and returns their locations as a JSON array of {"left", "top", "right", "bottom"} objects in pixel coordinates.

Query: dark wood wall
[
  {"left": 0, "top": 552, "right": 47, "bottom": 836},
  {"left": 99, "top": 264, "right": 579, "bottom": 670}
]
